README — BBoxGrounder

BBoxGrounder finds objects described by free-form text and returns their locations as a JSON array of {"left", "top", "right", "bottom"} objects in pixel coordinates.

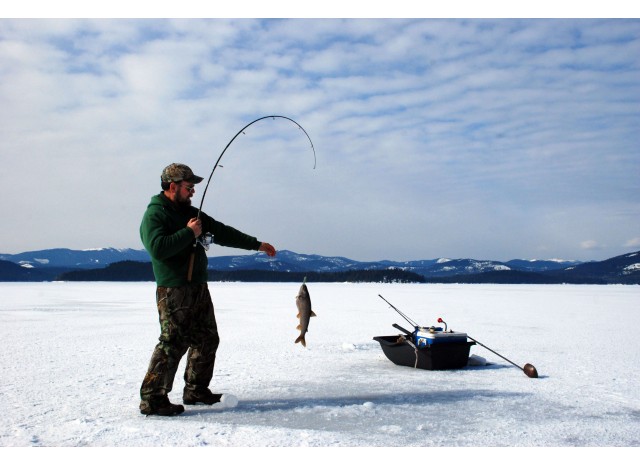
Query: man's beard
[{"left": 175, "top": 192, "right": 192, "bottom": 208}]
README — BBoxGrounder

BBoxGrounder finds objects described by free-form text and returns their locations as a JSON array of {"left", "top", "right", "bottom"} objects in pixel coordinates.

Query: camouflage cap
[{"left": 161, "top": 163, "right": 204, "bottom": 184}]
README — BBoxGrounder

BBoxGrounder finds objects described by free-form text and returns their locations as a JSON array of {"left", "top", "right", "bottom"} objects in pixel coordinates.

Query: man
[{"left": 139, "top": 163, "right": 276, "bottom": 416}]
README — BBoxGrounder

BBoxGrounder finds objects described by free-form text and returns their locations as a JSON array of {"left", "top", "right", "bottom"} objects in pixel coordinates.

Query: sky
[{"left": 1, "top": 5, "right": 639, "bottom": 262}]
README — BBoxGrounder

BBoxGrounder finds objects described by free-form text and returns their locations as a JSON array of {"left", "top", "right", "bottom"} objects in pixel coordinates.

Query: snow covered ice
[{"left": 0, "top": 282, "right": 638, "bottom": 450}]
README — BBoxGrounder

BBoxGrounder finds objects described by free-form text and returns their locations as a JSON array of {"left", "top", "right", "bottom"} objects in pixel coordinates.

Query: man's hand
[
  {"left": 259, "top": 242, "right": 277, "bottom": 257},
  {"left": 187, "top": 218, "right": 202, "bottom": 238}
]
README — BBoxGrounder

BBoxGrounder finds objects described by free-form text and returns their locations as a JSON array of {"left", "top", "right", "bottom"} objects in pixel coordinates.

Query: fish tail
[{"left": 295, "top": 335, "right": 306, "bottom": 347}]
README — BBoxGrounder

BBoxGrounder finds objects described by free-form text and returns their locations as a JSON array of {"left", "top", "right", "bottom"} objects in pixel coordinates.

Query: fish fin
[
  {"left": 310, "top": 311, "right": 317, "bottom": 317},
  {"left": 296, "top": 312, "right": 300, "bottom": 318},
  {"left": 296, "top": 324, "right": 301, "bottom": 330},
  {"left": 295, "top": 335, "right": 306, "bottom": 347}
]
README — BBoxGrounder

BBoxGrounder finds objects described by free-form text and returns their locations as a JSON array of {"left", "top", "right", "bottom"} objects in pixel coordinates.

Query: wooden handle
[{"left": 187, "top": 251, "right": 195, "bottom": 282}]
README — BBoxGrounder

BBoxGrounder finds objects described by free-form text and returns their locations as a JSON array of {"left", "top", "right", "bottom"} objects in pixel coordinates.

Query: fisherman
[{"left": 139, "top": 163, "right": 276, "bottom": 416}]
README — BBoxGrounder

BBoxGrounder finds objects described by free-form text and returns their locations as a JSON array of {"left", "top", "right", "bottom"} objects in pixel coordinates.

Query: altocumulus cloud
[{"left": 0, "top": 18, "right": 638, "bottom": 261}]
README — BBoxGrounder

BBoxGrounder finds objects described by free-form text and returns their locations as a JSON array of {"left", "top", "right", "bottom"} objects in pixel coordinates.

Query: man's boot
[
  {"left": 140, "top": 396, "right": 185, "bottom": 416},
  {"left": 183, "top": 387, "right": 222, "bottom": 405}
]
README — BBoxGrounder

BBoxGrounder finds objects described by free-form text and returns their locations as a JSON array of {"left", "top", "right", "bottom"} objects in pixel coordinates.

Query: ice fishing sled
[
  {"left": 373, "top": 331, "right": 475, "bottom": 370},
  {"left": 375, "top": 294, "right": 539, "bottom": 377},
  {"left": 375, "top": 295, "right": 475, "bottom": 370}
]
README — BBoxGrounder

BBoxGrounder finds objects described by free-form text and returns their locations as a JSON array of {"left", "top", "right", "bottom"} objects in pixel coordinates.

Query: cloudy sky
[{"left": 1, "top": 12, "right": 639, "bottom": 262}]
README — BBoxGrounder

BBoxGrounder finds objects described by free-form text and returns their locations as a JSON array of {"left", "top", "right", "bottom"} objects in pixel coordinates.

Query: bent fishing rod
[
  {"left": 187, "top": 115, "right": 317, "bottom": 281},
  {"left": 197, "top": 115, "right": 316, "bottom": 219}
]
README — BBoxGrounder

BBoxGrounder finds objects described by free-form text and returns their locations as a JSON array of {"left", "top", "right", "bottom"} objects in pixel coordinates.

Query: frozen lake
[{"left": 0, "top": 281, "right": 638, "bottom": 451}]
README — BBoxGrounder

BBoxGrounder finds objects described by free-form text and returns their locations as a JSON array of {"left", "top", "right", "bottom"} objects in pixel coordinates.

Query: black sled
[{"left": 375, "top": 295, "right": 475, "bottom": 371}]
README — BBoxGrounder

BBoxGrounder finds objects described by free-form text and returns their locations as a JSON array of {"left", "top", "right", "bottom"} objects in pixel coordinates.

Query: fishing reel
[{"left": 197, "top": 232, "right": 214, "bottom": 251}]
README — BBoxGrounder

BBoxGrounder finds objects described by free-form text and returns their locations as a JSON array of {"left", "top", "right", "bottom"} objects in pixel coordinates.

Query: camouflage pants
[{"left": 140, "top": 283, "right": 220, "bottom": 404}]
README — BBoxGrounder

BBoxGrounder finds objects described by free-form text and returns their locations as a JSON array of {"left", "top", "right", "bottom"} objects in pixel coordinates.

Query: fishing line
[{"left": 196, "top": 115, "right": 316, "bottom": 219}]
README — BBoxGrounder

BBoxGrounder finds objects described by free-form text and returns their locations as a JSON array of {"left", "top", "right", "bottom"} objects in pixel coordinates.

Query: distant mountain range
[{"left": 0, "top": 247, "right": 639, "bottom": 284}]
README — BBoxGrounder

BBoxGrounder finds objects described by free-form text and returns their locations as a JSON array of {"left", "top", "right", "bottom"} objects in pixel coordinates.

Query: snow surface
[{"left": 0, "top": 282, "right": 638, "bottom": 454}]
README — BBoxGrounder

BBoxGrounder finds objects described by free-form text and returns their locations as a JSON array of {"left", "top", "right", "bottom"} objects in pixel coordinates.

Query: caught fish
[{"left": 295, "top": 278, "right": 316, "bottom": 347}]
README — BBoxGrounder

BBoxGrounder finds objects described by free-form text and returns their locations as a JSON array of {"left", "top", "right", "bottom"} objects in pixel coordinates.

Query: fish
[{"left": 295, "top": 278, "right": 316, "bottom": 347}]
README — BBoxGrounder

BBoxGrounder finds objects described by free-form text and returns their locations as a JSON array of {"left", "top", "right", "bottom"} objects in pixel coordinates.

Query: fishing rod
[
  {"left": 378, "top": 294, "right": 419, "bottom": 328},
  {"left": 187, "top": 115, "right": 317, "bottom": 281}
]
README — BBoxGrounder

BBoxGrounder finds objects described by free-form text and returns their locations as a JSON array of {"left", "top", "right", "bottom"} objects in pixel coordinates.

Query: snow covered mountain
[
  {"left": 544, "top": 251, "right": 640, "bottom": 284},
  {"left": 206, "top": 251, "right": 580, "bottom": 278},
  {"left": 0, "top": 247, "right": 150, "bottom": 269},
  {"left": 1, "top": 247, "right": 638, "bottom": 283}
]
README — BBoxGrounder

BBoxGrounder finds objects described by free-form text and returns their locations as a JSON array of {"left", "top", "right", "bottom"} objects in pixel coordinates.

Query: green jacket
[{"left": 140, "top": 193, "right": 261, "bottom": 287}]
